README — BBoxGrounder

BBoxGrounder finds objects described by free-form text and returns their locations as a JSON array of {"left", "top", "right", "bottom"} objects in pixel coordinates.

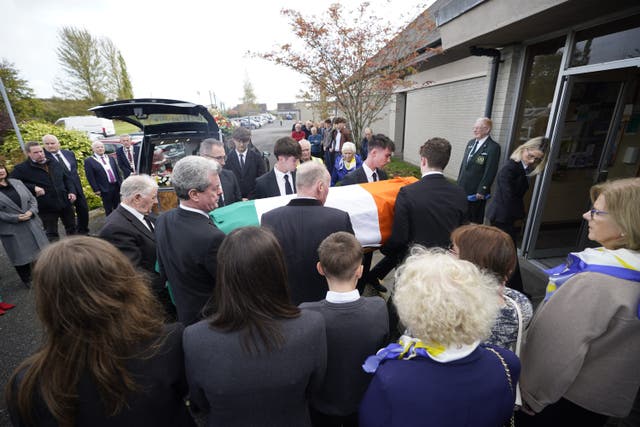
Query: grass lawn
[
  {"left": 113, "top": 120, "right": 140, "bottom": 135},
  {"left": 384, "top": 157, "right": 421, "bottom": 179}
]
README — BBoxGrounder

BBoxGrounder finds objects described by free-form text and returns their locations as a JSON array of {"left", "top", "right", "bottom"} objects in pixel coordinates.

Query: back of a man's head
[
  {"left": 296, "top": 161, "right": 329, "bottom": 198},
  {"left": 318, "top": 232, "right": 363, "bottom": 282},
  {"left": 420, "top": 137, "right": 451, "bottom": 170}
]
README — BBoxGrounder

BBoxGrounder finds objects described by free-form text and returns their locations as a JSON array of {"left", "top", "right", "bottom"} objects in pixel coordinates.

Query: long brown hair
[
  {"left": 208, "top": 226, "right": 300, "bottom": 353},
  {"left": 6, "top": 237, "right": 164, "bottom": 427}
]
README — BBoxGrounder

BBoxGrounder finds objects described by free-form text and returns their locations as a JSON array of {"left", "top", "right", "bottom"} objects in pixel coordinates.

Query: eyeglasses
[
  {"left": 589, "top": 208, "right": 608, "bottom": 220},
  {"left": 202, "top": 154, "right": 227, "bottom": 162}
]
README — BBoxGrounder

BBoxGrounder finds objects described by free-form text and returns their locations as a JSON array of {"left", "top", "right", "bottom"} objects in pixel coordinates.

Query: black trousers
[
  {"left": 14, "top": 263, "right": 32, "bottom": 284},
  {"left": 40, "top": 206, "right": 76, "bottom": 242},
  {"left": 467, "top": 199, "right": 487, "bottom": 224},
  {"left": 74, "top": 191, "right": 90, "bottom": 234},
  {"left": 101, "top": 184, "right": 121, "bottom": 216},
  {"left": 310, "top": 407, "right": 358, "bottom": 427}
]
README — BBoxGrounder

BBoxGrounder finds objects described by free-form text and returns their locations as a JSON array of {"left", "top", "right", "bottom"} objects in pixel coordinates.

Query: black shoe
[{"left": 370, "top": 279, "right": 388, "bottom": 293}]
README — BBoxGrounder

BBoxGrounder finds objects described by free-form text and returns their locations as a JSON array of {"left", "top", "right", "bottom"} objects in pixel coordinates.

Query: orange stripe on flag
[{"left": 359, "top": 177, "right": 419, "bottom": 244}]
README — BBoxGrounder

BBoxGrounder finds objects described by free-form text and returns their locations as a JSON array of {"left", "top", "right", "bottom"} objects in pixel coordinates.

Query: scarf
[
  {"left": 544, "top": 247, "right": 640, "bottom": 305},
  {"left": 362, "top": 335, "right": 479, "bottom": 373}
]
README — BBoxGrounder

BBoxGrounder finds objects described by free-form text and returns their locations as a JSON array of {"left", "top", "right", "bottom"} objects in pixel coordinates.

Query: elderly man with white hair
[
  {"left": 98, "top": 174, "right": 175, "bottom": 319},
  {"left": 155, "top": 156, "right": 225, "bottom": 325},
  {"left": 84, "top": 140, "right": 122, "bottom": 215},
  {"left": 261, "top": 161, "right": 354, "bottom": 304},
  {"left": 298, "top": 139, "right": 324, "bottom": 166}
]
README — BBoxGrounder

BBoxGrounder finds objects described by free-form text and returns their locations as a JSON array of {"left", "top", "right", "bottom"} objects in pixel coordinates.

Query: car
[{"left": 90, "top": 99, "right": 220, "bottom": 210}]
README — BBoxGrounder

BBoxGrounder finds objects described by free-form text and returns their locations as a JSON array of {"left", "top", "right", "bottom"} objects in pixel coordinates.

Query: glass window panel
[{"left": 571, "top": 14, "right": 640, "bottom": 67}]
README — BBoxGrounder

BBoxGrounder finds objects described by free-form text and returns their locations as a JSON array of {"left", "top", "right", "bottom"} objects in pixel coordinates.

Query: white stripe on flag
[
  {"left": 325, "top": 185, "right": 381, "bottom": 247},
  {"left": 254, "top": 194, "right": 297, "bottom": 222}
]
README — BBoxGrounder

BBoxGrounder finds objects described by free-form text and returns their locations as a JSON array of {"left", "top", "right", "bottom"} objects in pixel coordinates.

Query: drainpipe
[{"left": 470, "top": 46, "right": 501, "bottom": 118}]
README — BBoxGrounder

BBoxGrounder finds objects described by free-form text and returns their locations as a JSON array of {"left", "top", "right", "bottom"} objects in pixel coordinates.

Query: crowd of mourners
[{"left": 0, "top": 116, "right": 639, "bottom": 427}]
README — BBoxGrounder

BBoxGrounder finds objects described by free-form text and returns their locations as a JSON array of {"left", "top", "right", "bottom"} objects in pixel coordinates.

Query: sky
[{"left": 1, "top": 0, "right": 433, "bottom": 111}]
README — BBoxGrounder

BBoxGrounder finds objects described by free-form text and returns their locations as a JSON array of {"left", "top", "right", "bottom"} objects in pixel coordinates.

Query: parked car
[{"left": 55, "top": 116, "right": 116, "bottom": 141}]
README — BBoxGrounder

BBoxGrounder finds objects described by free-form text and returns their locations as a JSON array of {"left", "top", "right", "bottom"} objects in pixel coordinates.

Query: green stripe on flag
[{"left": 210, "top": 200, "right": 259, "bottom": 234}]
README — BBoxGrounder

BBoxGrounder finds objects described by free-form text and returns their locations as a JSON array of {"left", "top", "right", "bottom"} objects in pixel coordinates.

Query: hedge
[{"left": 0, "top": 121, "right": 103, "bottom": 209}]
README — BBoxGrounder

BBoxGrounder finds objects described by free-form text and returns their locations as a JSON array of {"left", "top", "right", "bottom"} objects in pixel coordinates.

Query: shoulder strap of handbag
[{"left": 504, "top": 294, "right": 523, "bottom": 407}]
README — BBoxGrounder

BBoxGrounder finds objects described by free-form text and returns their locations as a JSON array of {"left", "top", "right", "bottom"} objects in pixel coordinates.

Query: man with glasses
[
  {"left": 199, "top": 138, "right": 242, "bottom": 206},
  {"left": 223, "top": 127, "right": 266, "bottom": 199},
  {"left": 457, "top": 117, "right": 500, "bottom": 224}
]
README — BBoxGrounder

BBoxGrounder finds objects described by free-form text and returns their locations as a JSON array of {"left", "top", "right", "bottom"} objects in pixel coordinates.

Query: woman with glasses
[
  {"left": 516, "top": 178, "right": 640, "bottom": 426},
  {"left": 486, "top": 136, "right": 548, "bottom": 292}
]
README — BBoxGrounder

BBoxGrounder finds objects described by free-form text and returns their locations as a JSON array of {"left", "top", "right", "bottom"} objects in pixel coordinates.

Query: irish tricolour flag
[{"left": 210, "top": 177, "right": 418, "bottom": 247}]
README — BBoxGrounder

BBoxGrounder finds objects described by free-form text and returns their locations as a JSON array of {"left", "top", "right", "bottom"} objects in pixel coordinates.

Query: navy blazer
[
  {"left": 224, "top": 149, "right": 266, "bottom": 199},
  {"left": 487, "top": 159, "right": 530, "bottom": 224},
  {"left": 84, "top": 155, "right": 122, "bottom": 194},
  {"left": 261, "top": 198, "right": 354, "bottom": 304},
  {"left": 254, "top": 169, "right": 296, "bottom": 199},
  {"left": 457, "top": 136, "right": 501, "bottom": 196},
  {"left": 340, "top": 166, "right": 388, "bottom": 186},
  {"left": 46, "top": 149, "right": 85, "bottom": 196},
  {"left": 116, "top": 145, "right": 141, "bottom": 179}
]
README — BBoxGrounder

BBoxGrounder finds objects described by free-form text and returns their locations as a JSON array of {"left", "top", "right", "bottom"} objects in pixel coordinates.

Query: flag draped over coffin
[{"left": 210, "top": 177, "right": 418, "bottom": 247}]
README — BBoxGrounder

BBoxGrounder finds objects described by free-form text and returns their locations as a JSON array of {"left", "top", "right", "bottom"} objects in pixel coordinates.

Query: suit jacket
[
  {"left": 219, "top": 168, "right": 242, "bottom": 206},
  {"left": 224, "top": 149, "right": 266, "bottom": 199},
  {"left": 457, "top": 136, "right": 501, "bottom": 196},
  {"left": 382, "top": 174, "right": 468, "bottom": 258},
  {"left": 486, "top": 159, "right": 529, "bottom": 224},
  {"left": 340, "top": 166, "right": 388, "bottom": 186},
  {"left": 98, "top": 205, "right": 157, "bottom": 276},
  {"left": 322, "top": 128, "right": 352, "bottom": 151},
  {"left": 156, "top": 207, "right": 225, "bottom": 325},
  {"left": 46, "top": 149, "right": 85, "bottom": 196},
  {"left": 84, "top": 155, "right": 122, "bottom": 194},
  {"left": 261, "top": 198, "right": 354, "bottom": 304},
  {"left": 10, "top": 159, "right": 74, "bottom": 213},
  {"left": 254, "top": 169, "right": 296, "bottom": 199},
  {"left": 116, "top": 144, "right": 141, "bottom": 178}
]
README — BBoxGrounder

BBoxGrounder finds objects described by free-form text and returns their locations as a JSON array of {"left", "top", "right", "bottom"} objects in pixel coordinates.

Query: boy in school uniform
[{"left": 300, "top": 232, "right": 389, "bottom": 427}]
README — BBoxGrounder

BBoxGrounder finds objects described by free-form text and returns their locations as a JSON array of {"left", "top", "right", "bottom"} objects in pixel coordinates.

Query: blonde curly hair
[{"left": 393, "top": 247, "right": 501, "bottom": 347}]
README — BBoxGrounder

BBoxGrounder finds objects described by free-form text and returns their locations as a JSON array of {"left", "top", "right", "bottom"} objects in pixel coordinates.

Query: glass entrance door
[{"left": 527, "top": 69, "right": 640, "bottom": 258}]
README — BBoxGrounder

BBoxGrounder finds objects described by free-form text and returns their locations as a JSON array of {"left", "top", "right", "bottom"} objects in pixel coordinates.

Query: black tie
[
  {"left": 56, "top": 153, "right": 69, "bottom": 172},
  {"left": 372, "top": 171, "right": 378, "bottom": 182},
  {"left": 143, "top": 215, "right": 154, "bottom": 231},
  {"left": 239, "top": 153, "right": 245, "bottom": 169},
  {"left": 284, "top": 174, "right": 293, "bottom": 195}
]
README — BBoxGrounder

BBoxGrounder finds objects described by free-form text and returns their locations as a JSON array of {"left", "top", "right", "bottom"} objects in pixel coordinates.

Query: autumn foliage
[{"left": 257, "top": 2, "right": 435, "bottom": 142}]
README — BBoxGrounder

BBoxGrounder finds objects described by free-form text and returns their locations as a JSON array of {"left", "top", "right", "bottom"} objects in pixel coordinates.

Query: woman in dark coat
[
  {"left": 0, "top": 162, "right": 48, "bottom": 291},
  {"left": 486, "top": 137, "right": 548, "bottom": 292}
]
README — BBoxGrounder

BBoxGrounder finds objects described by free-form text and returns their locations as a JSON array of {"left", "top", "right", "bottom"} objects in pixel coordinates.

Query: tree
[
  {"left": 55, "top": 26, "right": 133, "bottom": 103},
  {"left": 102, "top": 38, "right": 134, "bottom": 100},
  {"left": 258, "top": 3, "right": 434, "bottom": 142},
  {"left": 0, "top": 59, "right": 41, "bottom": 141},
  {"left": 242, "top": 75, "right": 257, "bottom": 106}
]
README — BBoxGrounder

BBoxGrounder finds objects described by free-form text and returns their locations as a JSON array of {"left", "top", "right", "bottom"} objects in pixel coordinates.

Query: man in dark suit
[
  {"left": 42, "top": 134, "right": 89, "bottom": 235},
  {"left": 98, "top": 174, "right": 175, "bottom": 318},
  {"left": 254, "top": 136, "right": 301, "bottom": 199},
  {"left": 155, "top": 156, "right": 225, "bottom": 325},
  {"left": 457, "top": 117, "right": 501, "bottom": 224},
  {"left": 322, "top": 117, "right": 352, "bottom": 175},
  {"left": 199, "top": 138, "right": 241, "bottom": 206},
  {"left": 340, "top": 134, "right": 395, "bottom": 186},
  {"left": 368, "top": 137, "right": 468, "bottom": 286},
  {"left": 261, "top": 161, "right": 354, "bottom": 304},
  {"left": 84, "top": 141, "right": 122, "bottom": 216},
  {"left": 11, "top": 141, "right": 77, "bottom": 242},
  {"left": 115, "top": 134, "right": 141, "bottom": 179},
  {"left": 224, "top": 127, "right": 266, "bottom": 199}
]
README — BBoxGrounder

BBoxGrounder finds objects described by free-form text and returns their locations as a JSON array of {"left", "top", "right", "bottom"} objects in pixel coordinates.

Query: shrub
[{"left": 0, "top": 121, "right": 103, "bottom": 209}]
